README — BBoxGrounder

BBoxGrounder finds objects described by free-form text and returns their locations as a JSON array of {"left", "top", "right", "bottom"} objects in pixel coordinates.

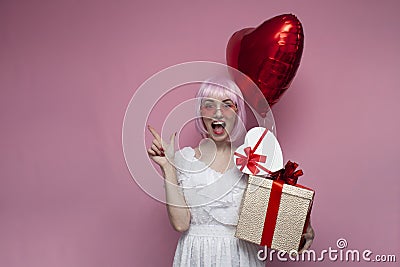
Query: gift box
[
  {"left": 234, "top": 127, "right": 283, "bottom": 176},
  {"left": 235, "top": 173, "right": 314, "bottom": 252},
  {"left": 233, "top": 127, "right": 314, "bottom": 252}
]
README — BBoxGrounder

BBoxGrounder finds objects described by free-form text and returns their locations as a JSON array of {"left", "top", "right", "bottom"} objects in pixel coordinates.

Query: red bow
[
  {"left": 270, "top": 160, "right": 303, "bottom": 186},
  {"left": 234, "top": 147, "right": 270, "bottom": 175},
  {"left": 234, "top": 128, "right": 272, "bottom": 175}
]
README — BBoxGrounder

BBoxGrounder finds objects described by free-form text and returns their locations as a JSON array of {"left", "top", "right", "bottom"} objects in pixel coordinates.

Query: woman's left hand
[{"left": 298, "top": 223, "right": 315, "bottom": 253}]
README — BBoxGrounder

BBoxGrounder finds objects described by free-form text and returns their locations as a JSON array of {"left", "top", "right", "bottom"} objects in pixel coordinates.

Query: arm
[
  {"left": 162, "top": 164, "right": 191, "bottom": 232},
  {"left": 147, "top": 126, "right": 191, "bottom": 232}
]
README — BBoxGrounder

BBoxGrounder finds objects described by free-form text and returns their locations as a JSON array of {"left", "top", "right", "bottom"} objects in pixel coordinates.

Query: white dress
[{"left": 172, "top": 147, "right": 265, "bottom": 267}]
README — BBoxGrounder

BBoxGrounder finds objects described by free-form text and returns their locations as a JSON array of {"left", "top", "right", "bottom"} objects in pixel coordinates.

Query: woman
[{"left": 147, "top": 78, "right": 314, "bottom": 266}]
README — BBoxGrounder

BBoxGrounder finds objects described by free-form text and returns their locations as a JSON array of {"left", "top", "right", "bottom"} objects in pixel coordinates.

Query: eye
[
  {"left": 223, "top": 102, "right": 236, "bottom": 109},
  {"left": 203, "top": 103, "right": 215, "bottom": 109}
]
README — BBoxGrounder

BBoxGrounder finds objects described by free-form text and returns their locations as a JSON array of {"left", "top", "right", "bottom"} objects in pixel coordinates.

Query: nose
[{"left": 214, "top": 107, "right": 223, "bottom": 118}]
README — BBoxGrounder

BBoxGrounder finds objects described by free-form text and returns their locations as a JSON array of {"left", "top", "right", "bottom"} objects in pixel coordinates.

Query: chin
[{"left": 210, "top": 135, "right": 229, "bottom": 143}]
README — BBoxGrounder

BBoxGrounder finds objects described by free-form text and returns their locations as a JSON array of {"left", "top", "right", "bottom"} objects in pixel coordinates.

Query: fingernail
[{"left": 160, "top": 147, "right": 164, "bottom": 151}]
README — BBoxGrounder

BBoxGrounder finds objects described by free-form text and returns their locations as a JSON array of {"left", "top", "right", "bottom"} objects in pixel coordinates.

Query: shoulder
[
  {"left": 174, "top": 147, "right": 197, "bottom": 184},
  {"left": 174, "top": 147, "right": 196, "bottom": 169},
  {"left": 174, "top": 147, "right": 195, "bottom": 161}
]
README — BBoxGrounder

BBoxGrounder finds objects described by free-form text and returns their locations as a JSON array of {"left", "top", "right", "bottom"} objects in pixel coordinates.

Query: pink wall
[{"left": 1, "top": 0, "right": 399, "bottom": 266}]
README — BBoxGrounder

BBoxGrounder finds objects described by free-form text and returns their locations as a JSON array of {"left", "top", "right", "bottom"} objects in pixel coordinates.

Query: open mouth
[{"left": 211, "top": 121, "right": 226, "bottom": 135}]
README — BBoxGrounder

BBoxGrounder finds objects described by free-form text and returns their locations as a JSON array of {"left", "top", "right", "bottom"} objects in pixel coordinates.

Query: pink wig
[{"left": 194, "top": 77, "right": 247, "bottom": 141}]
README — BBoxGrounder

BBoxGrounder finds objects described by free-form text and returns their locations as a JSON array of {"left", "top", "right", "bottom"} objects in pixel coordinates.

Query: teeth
[{"left": 211, "top": 121, "right": 226, "bottom": 129}]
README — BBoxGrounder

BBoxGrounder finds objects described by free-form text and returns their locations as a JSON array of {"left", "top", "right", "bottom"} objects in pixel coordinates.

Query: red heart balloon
[{"left": 227, "top": 14, "right": 304, "bottom": 112}]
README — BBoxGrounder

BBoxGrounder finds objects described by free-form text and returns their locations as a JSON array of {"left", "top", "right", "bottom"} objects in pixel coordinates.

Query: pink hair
[{"left": 194, "top": 77, "right": 247, "bottom": 141}]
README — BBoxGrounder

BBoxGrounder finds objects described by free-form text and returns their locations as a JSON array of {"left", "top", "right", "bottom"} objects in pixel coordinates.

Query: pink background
[{"left": 1, "top": 0, "right": 399, "bottom": 266}]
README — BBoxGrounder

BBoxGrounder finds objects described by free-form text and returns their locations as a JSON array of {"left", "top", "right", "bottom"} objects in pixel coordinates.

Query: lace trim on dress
[{"left": 174, "top": 147, "right": 247, "bottom": 225}]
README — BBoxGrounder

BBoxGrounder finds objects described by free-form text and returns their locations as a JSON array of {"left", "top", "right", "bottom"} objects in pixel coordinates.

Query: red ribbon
[
  {"left": 234, "top": 128, "right": 272, "bottom": 175},
  {"left": 261, "top": 179, "right": 284, "bottom": 247},
  {"left": 260, "top": 161, "right": 305, "bottom": 246}
]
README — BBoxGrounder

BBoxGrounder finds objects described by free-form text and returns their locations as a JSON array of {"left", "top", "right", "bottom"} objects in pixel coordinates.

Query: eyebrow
[{"left": 203, "top": 98, "right": 234, "bottom": 103}]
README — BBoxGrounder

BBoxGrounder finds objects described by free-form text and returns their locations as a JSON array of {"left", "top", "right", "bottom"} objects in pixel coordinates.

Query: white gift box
[{"left": 234, "top": 127, "right": 283, "bottom": 175}]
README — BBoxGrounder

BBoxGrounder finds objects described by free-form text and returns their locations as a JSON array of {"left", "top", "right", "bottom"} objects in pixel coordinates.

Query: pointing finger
[{"left": 148, "top": 125, "right": 162, "bottom": 143}]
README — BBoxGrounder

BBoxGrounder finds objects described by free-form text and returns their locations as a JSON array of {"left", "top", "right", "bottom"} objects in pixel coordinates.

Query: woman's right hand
[{"left": 147, "top": 125, "right": 176, "bottom": 169}]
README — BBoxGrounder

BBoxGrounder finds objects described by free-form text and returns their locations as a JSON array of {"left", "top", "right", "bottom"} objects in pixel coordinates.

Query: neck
[{"left": 214, "top": 140, "right": 231, "bottom": 153}]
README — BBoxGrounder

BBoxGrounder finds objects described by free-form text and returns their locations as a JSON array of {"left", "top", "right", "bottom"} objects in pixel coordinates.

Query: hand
[
  {"left": 147, "top": 125, "right": 176, "bottom": 169},
  {"left": 298, "top": 223, "right": 315, "bottom": 253}
]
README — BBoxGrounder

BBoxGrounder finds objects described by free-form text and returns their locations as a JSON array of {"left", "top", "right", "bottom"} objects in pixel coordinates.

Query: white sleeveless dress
[{"left": 172, "top": 147, "right": 265, "bottom": 267}]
